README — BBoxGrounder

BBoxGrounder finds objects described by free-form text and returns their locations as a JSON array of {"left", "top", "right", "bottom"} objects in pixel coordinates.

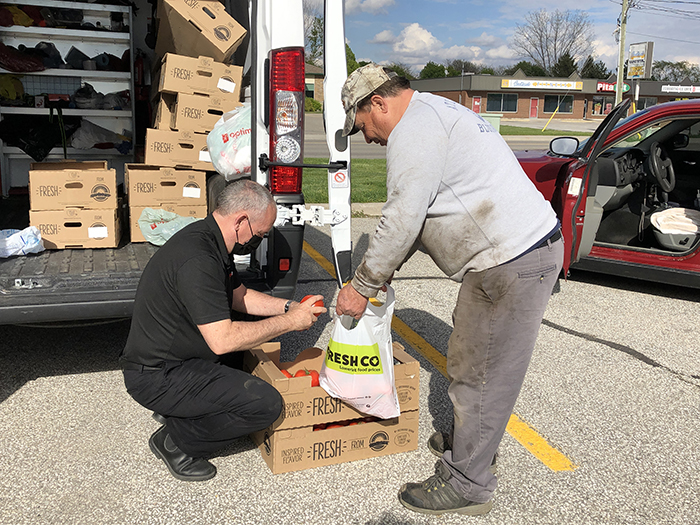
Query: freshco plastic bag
[
  {"left": 138, "top": 208, "right": 201, "bottom": 246},
  {"left": 0, "top": 226, "right": 45, "bottom": 257},
  {"left": 319, "top": 286, "right": 400, "bottom": 419},
  {"left": 206, "top": 103, "right": 252, "bottom": 181}
]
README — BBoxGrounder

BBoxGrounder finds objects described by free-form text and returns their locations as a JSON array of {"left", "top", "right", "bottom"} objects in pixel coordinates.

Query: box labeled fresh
[
  {"left": 155, "top": 0, "right": 246, "bottom": 63},
  {"left": 125, "top": 164, "right": 207, "bottom": 207},
  {"left": 29, "top": 161, "right": 117, "bottom": 211},
  {"left": 30, "top": 207, "right": 121, "bottom": 249}
]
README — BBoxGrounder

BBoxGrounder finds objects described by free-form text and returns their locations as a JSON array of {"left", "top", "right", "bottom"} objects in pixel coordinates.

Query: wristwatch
[{"left": 284, "top": 299, "right": 293, "bottom": 313}]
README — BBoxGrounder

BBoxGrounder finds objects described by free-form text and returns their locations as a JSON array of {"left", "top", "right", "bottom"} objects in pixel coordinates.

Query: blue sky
[{"left": 312, "top": 0, "right": 700, "bottom": 76}]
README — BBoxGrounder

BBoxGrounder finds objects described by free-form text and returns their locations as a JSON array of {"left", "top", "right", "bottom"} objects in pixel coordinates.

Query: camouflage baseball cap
[{"left": 341, "top": 64, "right": 397, "bottom": 136}]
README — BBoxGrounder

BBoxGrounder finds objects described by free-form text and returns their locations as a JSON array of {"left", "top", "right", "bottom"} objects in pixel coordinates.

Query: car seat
[{"left": 649, "top": 207, "right": 700, "bottom": 251}]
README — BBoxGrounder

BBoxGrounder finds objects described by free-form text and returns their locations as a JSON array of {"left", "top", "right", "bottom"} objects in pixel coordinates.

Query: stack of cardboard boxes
[
  {"left": 28, "top": 161, "right": 121, "bottom": 249},
  {"left": 244, "top": 343, "right": 421, "bottom": 474},
  {"left": 130, "top": 0, "right": 247, "bottom": 242}
]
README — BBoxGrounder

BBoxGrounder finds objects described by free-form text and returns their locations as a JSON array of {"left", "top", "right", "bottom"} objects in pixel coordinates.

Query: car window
[
  {"left": 685, "top": 121, "right": 700, "bottom": 152},
  {"left": 607, "top": 120, "right": 674, "bottom": 149}
]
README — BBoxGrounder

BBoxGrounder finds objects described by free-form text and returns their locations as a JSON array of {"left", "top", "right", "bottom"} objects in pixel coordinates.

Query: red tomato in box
[{"left": 281, "top": 369, "right": 292, "bottom": 378}]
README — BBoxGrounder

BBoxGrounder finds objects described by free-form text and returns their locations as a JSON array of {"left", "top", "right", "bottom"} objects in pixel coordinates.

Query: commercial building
[{"left": 410, "top": 69, "right": 700, "bottom": 120}]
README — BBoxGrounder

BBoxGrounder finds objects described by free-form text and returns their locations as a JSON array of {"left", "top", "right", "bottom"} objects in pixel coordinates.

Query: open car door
[
  {"left": 323, "top": 0, "right": 352, "bottom": 286},
  {"left": 560, "top": 99, "right": 632, "bottom": 271}
]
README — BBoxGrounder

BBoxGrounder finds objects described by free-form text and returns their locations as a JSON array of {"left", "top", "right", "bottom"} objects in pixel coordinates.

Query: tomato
[
  {"left": 326, "top": 423, "right": 344, "bottom": 429},
  {"left": 301, "top": 295, "right": 324, "bottom": 317},
  {"left": 294, "top": 369, "right": 308, "bottom": 378},
  {"left": 280, "top": 369, "right": 292, "bottom": 378},
  {"left": 313, "top": 423, "right": 327, "bottom": 431},
  {"left": 309, "top": 369, "right": 320, "bottom": 387}
]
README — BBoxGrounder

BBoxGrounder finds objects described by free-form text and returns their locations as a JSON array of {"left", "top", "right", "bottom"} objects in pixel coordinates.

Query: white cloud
[
  {"left": 485, "top": 45, "right": 516, "bottom": 60},
  {"left": 369, "top": 29, "right": 396, "bottom": 44},
  {"left": 345, "top": 0, "right": 396, "bottom": 15},
  {"left": 468, "top": 32, "right": 502, "bottom": 47},
  {"left": 392, "top": 23, "right": 443, "bottom": 56}
]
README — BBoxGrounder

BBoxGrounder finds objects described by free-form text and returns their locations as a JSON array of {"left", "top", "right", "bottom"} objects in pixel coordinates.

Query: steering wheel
[{"left": 648, "top": 141, "right": 676, "bottom": 193}]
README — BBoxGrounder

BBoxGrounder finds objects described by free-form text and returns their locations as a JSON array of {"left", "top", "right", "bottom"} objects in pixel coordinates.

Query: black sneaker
[
  {"left": 427, "top": 431, "right": 498, "bottom": 474},
  {"left": 148, "top": 426, "right": 216, "bottom": 482},
  {"left": 398, "top": 461, "right": 493, "bottom": 516}
]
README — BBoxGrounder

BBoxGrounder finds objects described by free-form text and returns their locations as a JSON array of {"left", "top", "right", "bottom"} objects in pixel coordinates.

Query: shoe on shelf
[
  {"left": 427, "top": 431, "right": 498, "bottom": 474},
  {"left": 148, "top": 426, "right": 216, "bottom": 482},
  {"left": 398, "top": 461, "right": 493, "bottom": 516}
]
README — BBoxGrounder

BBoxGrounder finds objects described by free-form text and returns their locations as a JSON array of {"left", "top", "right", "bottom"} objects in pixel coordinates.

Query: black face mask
[
  {"left": 233, "top": 234, "right": 263, "bottom": 255},
  {"left": 232, "top": 217, "right": 264, "bottom": 255}
]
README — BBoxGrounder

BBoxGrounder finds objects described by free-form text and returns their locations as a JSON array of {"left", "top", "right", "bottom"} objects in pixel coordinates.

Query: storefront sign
[
  {"left": 627, "top": 42, "right": 654, "bottom": 79},
  {"left": 501, "top": 79, "right": 582, "bottom": 90},
  {"left": 661, "top": 85, "right": 700, "bottom": 93},
  {"left": 597, "top": 82, "right": 631, "bottom": 93}
]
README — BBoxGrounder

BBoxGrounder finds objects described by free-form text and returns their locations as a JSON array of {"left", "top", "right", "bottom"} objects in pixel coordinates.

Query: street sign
[{"left": 627, "top": 42, "right": 654, "bottom": 79}]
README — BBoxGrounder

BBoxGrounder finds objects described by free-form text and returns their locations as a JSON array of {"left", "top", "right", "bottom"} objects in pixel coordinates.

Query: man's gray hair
[{"left": 216, "top": 179, "right": 275, "bottom": 221}]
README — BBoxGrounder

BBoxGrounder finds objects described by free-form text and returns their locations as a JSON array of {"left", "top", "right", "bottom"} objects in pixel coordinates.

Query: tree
[
  {"left": 480, "top": 67, "right": 495, "bottom": 75},
  {"left": 503, "top": 61, "right": 547, "bottom": 77},
  {"left": 510, "top": 9, "right": 594, "bottom": 75},
  {"left": 580, "top": 55, "right": 611, "bottom": 79},
  {"left": 420, "top": 61, "right": 446, "bottom": 79},
  {"left": 346, "top": 44, "right": 360, "bottom": 75},
  {"left": 652, "top": 60, "right": 700, "bottom": 82},
  {"left": 551, "top": 52, "right": 577, "bottom": 77},
  {"left": 303, "top": 1, "right": 323, "bottom": 65},
  {"left": 386, "top": 62, "right": 416, "bottom": 80},
  {"left": 305, "top": 15, "right": 323, "bottom": 65},
  {"left": 445, "top": 59, "right": 482, "bottom": 77}
]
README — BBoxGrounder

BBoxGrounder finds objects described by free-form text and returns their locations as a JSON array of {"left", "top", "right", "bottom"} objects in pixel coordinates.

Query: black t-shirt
[{"left": 121, "top": 214, "right": 241, "bottom": 366}]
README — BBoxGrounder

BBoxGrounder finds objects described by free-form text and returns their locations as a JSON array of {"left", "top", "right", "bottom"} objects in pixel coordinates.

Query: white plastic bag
[
  {"left": 0, "top": 226, "right": 45, "bottom": 257},
  {"left": 206, "top": 103, "right": 252, "bottom": 181},
  {"left": 320, "top": 285, "right": 400, "bottom": 419},
  {"left": 138, "top": 208, "right": 201, "bottom": 246}
]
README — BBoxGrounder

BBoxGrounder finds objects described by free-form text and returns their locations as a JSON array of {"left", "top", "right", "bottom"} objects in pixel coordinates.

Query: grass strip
[{"left": 303, "top": 158, "right": 387, "bottom": 204}]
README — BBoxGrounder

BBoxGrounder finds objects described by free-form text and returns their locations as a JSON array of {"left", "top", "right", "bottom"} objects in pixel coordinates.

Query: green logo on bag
[{"left": 326, "top": 340, "right": 383, "bottom": 374}]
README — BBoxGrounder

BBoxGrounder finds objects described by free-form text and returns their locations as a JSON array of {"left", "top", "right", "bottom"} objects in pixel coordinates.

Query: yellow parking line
[{"left": 302, "top": 242, "right": 577, "bottom": 472}]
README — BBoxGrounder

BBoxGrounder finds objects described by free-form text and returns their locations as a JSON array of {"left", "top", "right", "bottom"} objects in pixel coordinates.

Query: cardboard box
[
  {"left": 29, "top": 161, "right": 117, "bottom": 211},
  {"left": 155, "top": 0, "right": 246, "bottom": 63},
  {"left": 30, "top": 208, "right": 121, "bottom": 249},
  {"left": 129, "top": 203, "right": 207, "bottom": 243},
  {"left": 244, "top": 343, "right": 420, "bottom": 432},
  {"left": 251, "top": 410, "right": 419, "bottom": 474},
  {"left": 125, "top": 164, "right": 207, "bottom": 207},
  {"left": 145, "top": 128, "right": 213, "bottom": 171},
  {"left": 154, "top": 92, "right": 236, "bottom": 134},
  {"left": 154, "top": 54, "right": 243, "bottom": 104}
]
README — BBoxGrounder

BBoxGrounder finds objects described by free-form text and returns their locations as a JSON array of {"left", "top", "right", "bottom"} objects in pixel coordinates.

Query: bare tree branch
[{"left": 510, "top": 9, "right": 594, "bottom": 76}]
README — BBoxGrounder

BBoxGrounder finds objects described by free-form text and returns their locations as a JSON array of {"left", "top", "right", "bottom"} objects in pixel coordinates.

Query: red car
[{"left": 516, "top": 99, "right": 700, "bottom": 289}]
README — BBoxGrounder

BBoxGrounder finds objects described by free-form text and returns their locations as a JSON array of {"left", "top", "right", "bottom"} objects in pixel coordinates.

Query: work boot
[
  {"left": 427, "top": 431, "right": 498, "bottom": 474},
  {"left": 398, "top": 461, "right": 493, "bottom": 516},
  {"left": 148, "top": 426, "right": 216, "bottom": 481}
]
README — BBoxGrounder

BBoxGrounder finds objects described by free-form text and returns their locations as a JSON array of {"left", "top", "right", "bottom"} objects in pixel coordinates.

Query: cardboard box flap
[{"left": 30, "top": 160, "right": 109, "bottom": 171}]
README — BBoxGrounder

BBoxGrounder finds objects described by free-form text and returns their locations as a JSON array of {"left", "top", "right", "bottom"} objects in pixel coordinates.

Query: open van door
[
  {"left": 558, "top": 99, "right": 631, "bottom": 271},
  {"left": 323, "top": 0, "right": 352, "bottom": 286}
]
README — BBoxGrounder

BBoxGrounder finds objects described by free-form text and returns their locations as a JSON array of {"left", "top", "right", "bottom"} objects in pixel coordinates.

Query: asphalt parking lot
[{"left": 1, "top": 217, "right": 699, "bottom": 525}]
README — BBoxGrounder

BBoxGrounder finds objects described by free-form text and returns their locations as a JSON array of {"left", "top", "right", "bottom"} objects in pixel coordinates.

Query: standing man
[
  {"left": 120, "top": 179, "right": 325, "bottom": 482},
  {"left": 336, "top": 65, "right": 564, "bottom": 516}
]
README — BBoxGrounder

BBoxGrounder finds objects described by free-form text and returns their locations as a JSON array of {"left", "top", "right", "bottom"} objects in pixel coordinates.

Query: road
[
  {"left": 303, "top": 113, "right": 597, "bottom": 158},
  {"left": 1, "top": 217, "right": 698, "bottom": 525}
]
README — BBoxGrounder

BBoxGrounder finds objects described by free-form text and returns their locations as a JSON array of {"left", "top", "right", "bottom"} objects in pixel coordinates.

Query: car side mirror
[
  {"left": 672, "top": 134, "right": 690, "bottom": 149},
  {"left": 549, "top": 137, "right": 580, "bottom": 156}
]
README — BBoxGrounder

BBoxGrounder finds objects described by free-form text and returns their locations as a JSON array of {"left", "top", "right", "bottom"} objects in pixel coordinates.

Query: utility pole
[{"left": 615, "top": 0, "right": 631, "bottom": 105}]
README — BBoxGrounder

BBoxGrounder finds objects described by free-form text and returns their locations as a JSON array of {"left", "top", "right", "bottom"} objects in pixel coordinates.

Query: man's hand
[
  {"left": 286, "top": 294, "right": 326, "bottom": 331},
  {"left": 336, "top": 283, "right": 369, "bottom": 320}
]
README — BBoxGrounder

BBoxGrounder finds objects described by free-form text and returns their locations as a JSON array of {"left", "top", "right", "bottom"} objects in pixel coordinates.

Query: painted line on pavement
[{"left": 302, "top": 241, "right": 577, "bottom": 472}]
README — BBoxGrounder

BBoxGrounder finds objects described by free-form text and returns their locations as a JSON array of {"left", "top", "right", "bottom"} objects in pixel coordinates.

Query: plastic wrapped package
[
  {"left": 0, "top": 227, "right": 45, "bottom": 257},
  {"left": 206, "top": 103, "right": 252, "bottom": 181}
]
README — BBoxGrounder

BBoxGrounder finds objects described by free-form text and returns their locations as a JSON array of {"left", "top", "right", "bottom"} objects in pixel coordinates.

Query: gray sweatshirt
[{"left": 352, "top": 91, "right": 558, "bottom": 298}]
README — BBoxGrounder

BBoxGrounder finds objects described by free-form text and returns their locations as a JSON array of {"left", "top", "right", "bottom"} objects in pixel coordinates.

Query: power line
[{"left": 627, "top": 30, "right": 700, "bottom": 45}]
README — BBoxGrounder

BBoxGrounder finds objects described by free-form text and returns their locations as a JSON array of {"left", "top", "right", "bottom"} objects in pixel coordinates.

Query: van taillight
[{"left": 269, "top": 47, "right": 305, "bottom": 194}]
